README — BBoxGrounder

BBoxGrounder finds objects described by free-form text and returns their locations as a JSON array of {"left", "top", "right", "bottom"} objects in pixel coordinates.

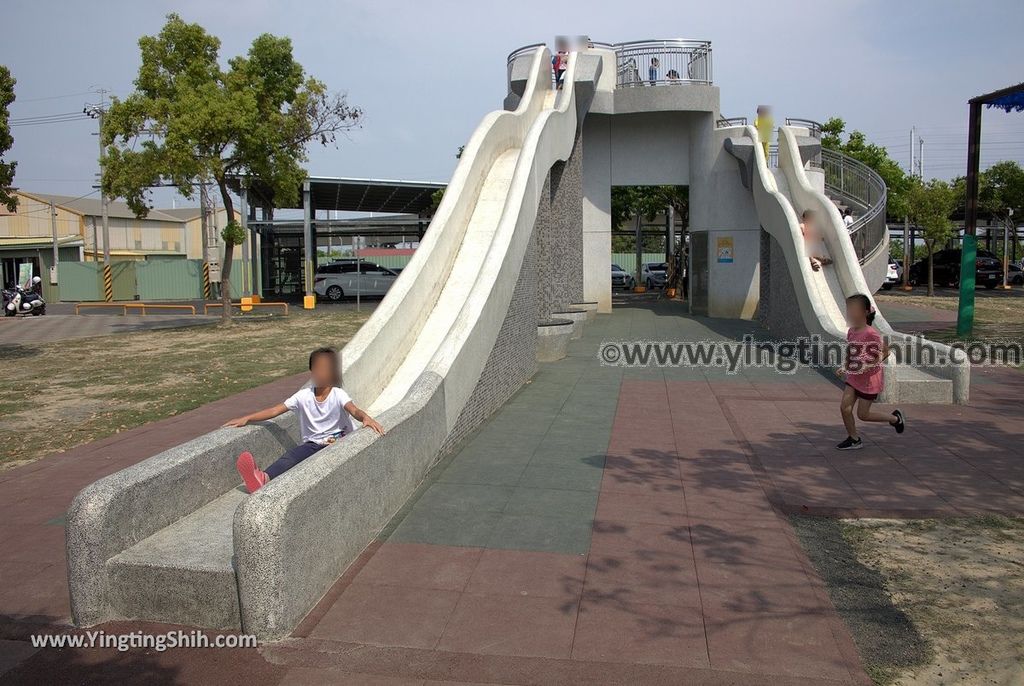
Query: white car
[
  {"left": 641, "top": 262, "right": 667, "bottom": 289},
  {"left": 882, "top": 261, "right": 901, "bottom": 290},
  {"left": 314, "top": 261, "right": 399, "bottom": 300}
]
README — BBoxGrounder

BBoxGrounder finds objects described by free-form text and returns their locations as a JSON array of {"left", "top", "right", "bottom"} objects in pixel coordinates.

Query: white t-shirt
[
  {"left": 284, "top": 386, "right": 355, "bottom": 444},
  {"left": 844, "top": 214, "right": 855, "bottom": 228}
]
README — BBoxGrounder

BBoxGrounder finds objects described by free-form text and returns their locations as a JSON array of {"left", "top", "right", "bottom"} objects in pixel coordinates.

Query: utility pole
[
  {"left": 200, "top": 181, "right": 211, "bottom": 299},
  {"left": 918, "top": 137, "right": 925, "bottom": 179},
  {"left": 49, "top": 201, "right": 59, "bottom": 289},
  {"left": 902, "top": 126, "right": 916, "bottom": 290},
  {"left": 84, "top": 89, "right": 112, "bottom": 300}
]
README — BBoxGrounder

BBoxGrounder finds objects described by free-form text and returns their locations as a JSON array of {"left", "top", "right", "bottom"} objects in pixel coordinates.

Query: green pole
[
  {"left": 958, "top": 100, "right": 982, "bottom": 339},
  {"left": 956, "top": 234, "right": 976, "bottom": 337}
]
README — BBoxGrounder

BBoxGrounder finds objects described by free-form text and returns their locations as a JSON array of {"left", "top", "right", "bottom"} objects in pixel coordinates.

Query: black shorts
[{"left": 845, "top": 383, "right": 878, "bottom": 402}]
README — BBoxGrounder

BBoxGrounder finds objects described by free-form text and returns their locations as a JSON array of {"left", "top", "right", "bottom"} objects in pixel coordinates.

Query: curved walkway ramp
[
  {"left": 725, "top": 124, "right": 969, "bottom": 405},
  {"left": 66, "top": 47, "right": 602, "bottom": 640}
]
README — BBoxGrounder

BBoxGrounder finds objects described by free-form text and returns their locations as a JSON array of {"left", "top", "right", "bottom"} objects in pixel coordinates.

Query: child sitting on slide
[
  {"left": 224, "top": 347, "right": 385, "bottom": 493},
  {"left": 799, "top": 209, "right": 833, "bottom": 271}
]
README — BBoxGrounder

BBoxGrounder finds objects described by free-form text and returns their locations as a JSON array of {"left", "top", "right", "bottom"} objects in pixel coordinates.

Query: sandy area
[{"left": 846, "top": 517, "right": 1024, "bottom": 685}]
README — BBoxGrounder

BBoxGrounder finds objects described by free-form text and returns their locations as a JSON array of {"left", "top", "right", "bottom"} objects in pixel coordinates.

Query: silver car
[
  {"left": 641, "top": 262, "right": 667, "bottom": 289},
  {"left": 314, "top": 261, "right": 399, "bottom": 300},
  {"left": 611, "top": 263, "right": 635, "bottom": 290}
]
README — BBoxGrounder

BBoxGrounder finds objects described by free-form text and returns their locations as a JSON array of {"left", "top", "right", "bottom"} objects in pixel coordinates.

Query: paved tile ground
[
  {"left": 0, "top": 305, "right": 221, "bottom": 345},
  {"left": 3, "top": 296, "right": 1024, "bottom": 685}
]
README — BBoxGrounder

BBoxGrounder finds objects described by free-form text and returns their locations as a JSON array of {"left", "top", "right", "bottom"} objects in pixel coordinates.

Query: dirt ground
[
  {"left": 0, "top": 309, "right": 370, "bottom": 469},
  {"left": 844, "top": 517, "right": 1024, "bottom": 686},
  {"left": 876, "top": 292, "right": 1024, "bottom": 326}
]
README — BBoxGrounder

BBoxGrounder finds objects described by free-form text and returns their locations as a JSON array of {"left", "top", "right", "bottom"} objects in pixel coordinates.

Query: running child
[
  {"left": 835, "top": 294, "right": 904, "bottom": 450},
  {"left": 224, "top": 347, "right": 385, "bottom": 492}
]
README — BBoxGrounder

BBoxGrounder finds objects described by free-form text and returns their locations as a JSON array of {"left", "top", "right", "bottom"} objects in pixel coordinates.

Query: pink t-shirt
[{"left": 846, "top": 325, "right": 884, "bottom": 395}]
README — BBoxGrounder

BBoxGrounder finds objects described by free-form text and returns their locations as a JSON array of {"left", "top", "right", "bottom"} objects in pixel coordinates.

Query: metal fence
[
  {"left": 505, "top": 38, "right": 713, "bottom": 88},
  {"left": 821, "top": 148, "right": 888, "bottom": 263},
  {"left": 614, "top": 40, "right": 712, "bottom": 87},
  {"left": 55, "top": 258, "right": 249, "bottom": 302},
  {"left": 716, "top": 116, "right": 748, "bottom": 128}
]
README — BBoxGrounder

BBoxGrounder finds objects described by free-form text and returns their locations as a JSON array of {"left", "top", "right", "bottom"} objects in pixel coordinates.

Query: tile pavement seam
[
  {"left": 567, "top": 366, "right": 625, "bottom": 660},
  {"left": 290, "top": 540, "right": 383, "bottom": 639},
  {"left": 265, "top": 636, "right": 862, "bottom": 685},
  {"left": 728, "top": 397, "right": 871, "bottom": 514},
  {"left": 713, "top": 397, "right": 870, "bottom": 682},
  {"left": 663, "top": 376, "right": 714, "bottom": 667},
  {"left": 429, "top": 542, "right": 490, "bottom": 652}
]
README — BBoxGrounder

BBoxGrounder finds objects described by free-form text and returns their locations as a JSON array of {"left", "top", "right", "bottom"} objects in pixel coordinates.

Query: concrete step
[
  {"left": 886, "top": 364, "right": 953, "bottom": 404},
  {"left": 106, "top": 489, "right": 245, "bottom": 629}
]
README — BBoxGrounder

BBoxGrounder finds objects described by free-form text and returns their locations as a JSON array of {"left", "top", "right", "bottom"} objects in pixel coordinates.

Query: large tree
[
  {"left": 0, "top": 66, "right": 17, "bottom": 212},
  {"left": 907, "top": 177, "right": 957, "bottom": 296},
  {"left": 102, "top": 14, "right": 362, "bottom": 321}
]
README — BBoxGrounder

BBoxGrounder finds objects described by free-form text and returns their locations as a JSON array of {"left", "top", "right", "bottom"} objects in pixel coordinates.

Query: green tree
[
  {"left": 102, "top": 14, "right": 362, "bottom": 321},
  {"left": 907, "top": 178, "right": 957, "bottom": 296},
  {"left": 0, "top": 66, "right": 17, "bottom": 212},
  {"left": 820, "top": 117, "right": 910, "bottom": 218},
  {"left": 979, "top": 161, "right": 1024, "bottom": 244}
]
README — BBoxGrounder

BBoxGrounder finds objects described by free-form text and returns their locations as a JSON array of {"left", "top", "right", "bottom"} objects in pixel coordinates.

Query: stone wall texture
[
  {"left": 536, "top": 132, "right": 585, "bottom": 318},
  {"left": 440, "top": 135, "right": 584, "bottom": 455},
  {"left": 757, "top": 229, "right": 810, "bottom": 340}
]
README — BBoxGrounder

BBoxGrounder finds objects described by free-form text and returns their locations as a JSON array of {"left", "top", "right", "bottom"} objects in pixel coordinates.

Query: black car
[{"left": 908, "top": 249, "right": 1000, "bottom": 289}]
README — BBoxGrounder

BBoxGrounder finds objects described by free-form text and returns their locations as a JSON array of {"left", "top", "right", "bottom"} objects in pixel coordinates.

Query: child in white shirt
[{"left": 225, "top": 347, "right": 384, "bottom": 493}]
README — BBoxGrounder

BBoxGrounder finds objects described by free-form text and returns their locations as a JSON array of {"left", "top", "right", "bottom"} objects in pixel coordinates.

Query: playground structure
[{"left": 65, "top": 39, "right": 969, "bottom": 641}]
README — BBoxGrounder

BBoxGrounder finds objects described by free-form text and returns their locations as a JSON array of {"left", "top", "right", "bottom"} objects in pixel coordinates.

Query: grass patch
[{"left": 0, "top": 309, "right": 370, "bottom": 469}]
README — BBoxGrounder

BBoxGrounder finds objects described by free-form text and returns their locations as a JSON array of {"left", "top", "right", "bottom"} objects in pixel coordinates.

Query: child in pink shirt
[{"left": 835, "top": 294, "right": 904, "bottom": 450}]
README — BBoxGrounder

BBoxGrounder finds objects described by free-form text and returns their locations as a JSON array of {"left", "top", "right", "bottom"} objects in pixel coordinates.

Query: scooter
[{"left": 3, "top": 276, "right": 46, "bottom": 316}]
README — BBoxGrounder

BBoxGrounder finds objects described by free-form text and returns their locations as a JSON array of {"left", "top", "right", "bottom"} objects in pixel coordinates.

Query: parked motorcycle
[{"left": 3, "top": 276, "right": 46, "bottom": 316}]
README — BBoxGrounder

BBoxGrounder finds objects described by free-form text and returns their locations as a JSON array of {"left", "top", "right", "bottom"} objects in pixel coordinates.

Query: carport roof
[{"left": 227, "top": 176, "right": 446, "bottom": 215}]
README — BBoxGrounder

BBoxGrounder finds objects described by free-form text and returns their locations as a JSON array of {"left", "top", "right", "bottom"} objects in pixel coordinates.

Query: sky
[{"left": 3, "top": 0, "right": 1024, "bottom": 210}]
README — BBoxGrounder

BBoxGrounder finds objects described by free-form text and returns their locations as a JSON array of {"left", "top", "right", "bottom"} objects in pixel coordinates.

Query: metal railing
[
  {"left": 74, "top": 302, "right": 197, "bottom": 316},
  {"left": 614, "top": 39, "right": 712, "bottom": 86},
  {"left": 821, "top": 148, "right": 888, "bottom": 263},
  {"left": 505, "top": 39, "right": 713, "bottom": 87},
  {"left": 784, "top": 117, "right": 822, "bottom": 139},
  {"left": 716, "top": 116, "right": 748, "bottom": 128}
]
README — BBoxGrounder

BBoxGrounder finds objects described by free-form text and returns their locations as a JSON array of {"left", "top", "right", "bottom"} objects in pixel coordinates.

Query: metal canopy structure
[
  {"left": 228, "top": 175, "right": 446, "bottom": 215},
  {"left": 957, "top": 82, "right": 1024, "bottom": 336},
  {"left": 224, "top": 175, "right": 447, "bottom": 304}
]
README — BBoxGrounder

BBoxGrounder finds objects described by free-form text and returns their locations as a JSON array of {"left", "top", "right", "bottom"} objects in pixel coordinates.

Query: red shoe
[{"left": 236, "top": 451, "right": 269, "bottom": 493}]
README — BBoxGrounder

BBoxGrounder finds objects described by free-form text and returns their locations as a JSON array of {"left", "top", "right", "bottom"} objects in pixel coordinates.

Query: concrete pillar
[
  {"left": 239, "top": 187, "right": 251, "bottom": 297},
  {"left": 581, "top": 114, "right": 612, "bottom": 312},
  {"left": 302, "top": 182, "right": 314, "bottom": 309}
]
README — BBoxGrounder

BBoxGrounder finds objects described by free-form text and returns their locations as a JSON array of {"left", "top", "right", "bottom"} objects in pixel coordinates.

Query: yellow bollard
[
  {"left": 240, "top": 296, "right": 253, "bottom": 312},
  {"left": 303, "top": 294, "right": 316, "bottom": 310}
]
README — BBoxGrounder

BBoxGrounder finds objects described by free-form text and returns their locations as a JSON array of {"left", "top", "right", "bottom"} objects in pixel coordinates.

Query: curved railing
[
  {"left": 784, "top": 117, "right": 822, "bottom": 139},
  {"left": 716, "top": 116, "right": 748, "bottom": 128},
  {"left": 614, "top": 39, "right": 712, "bottom": 86},
  {"left": 506, "top": 38, "right": 713, "bottom": 87},
  {"left": 820, "top": 148, "right": 888, "bottom": 263}
]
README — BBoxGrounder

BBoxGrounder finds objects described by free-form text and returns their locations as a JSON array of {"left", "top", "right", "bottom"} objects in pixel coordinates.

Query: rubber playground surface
[{"left": 2, "top": 298, "right": 1023, "bottom": 685}]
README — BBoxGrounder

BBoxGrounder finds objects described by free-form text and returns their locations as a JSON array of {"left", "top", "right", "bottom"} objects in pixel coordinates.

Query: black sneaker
[
  {"left": 836, "top": 437, "right": 863, "bottom": 451},
  {"left": 892, "top": 409, "right": 905, "bottom": 434}
]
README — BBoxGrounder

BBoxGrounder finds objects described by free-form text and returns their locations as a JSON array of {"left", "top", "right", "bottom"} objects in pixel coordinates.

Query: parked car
[
  {"left": 976, "top": 250, "right": 1024, "bottom": 285},
  {"left": 881, "top": 261, "right": 902, "bottom": 290},
  {"left": 611, "top": 264, "right": 635, "bottom": 290},
  {"left": 314, "top": 260, "right": 400, "bottom": 300},
  {"left": 908, "top": 249, "right": 1000, "bottom": 289},
  {"left": 641, "top": 262, "right": 668, "bottom": 289}
]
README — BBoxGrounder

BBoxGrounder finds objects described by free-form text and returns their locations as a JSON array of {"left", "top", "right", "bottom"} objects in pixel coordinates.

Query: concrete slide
[
  {"left": 739, "top": 123, "right": 968, "bottom": 404},
  {"left": 67, "top": 46, "right": 598, "bottom": 639}
]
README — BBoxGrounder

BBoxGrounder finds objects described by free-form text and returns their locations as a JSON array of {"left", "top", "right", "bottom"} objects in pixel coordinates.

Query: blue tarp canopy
[{"left": 970, "top": 82, "right": 1024, "bottom": 112}]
